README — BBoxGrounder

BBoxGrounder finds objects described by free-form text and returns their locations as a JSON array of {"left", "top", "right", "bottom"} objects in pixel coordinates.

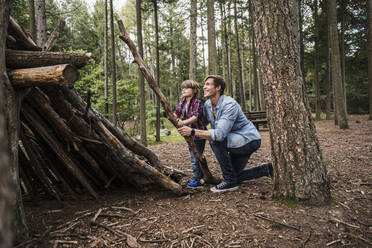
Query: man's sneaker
[
  {"left": 210, "top": 181, "right": 239, "bottom": 193},
  {"left": 187, "top": 179, "right": 204, "bottom": 188}
]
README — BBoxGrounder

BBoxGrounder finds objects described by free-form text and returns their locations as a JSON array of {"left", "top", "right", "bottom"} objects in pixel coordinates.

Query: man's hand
[{"left": 177, "top": 126, "right": 192, "bottom": 137}]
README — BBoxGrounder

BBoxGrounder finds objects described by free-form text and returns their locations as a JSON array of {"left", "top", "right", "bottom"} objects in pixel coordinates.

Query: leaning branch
[{"left": 117, "top": 20, "right": 218, "bottom": 184}]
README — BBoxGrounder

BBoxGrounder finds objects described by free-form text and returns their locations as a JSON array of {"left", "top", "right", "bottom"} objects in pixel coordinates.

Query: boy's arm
[{"left": 178, "top": 116, "right": 197, "bottom": 126}]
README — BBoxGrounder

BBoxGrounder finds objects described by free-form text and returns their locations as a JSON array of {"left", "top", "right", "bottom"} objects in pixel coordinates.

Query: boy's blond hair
[{"left": 180, "top": 80, "right": 200, "bottom": 98}]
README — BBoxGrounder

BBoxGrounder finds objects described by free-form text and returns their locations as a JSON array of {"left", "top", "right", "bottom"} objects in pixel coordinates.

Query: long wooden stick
[{"left": 117, "top": 20, "right": 218, "bottom": 184}]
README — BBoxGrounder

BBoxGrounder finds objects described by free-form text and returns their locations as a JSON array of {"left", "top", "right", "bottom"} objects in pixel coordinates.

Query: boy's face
[{"left": 182, "top": 87, "right": 194, "bottom": 98}]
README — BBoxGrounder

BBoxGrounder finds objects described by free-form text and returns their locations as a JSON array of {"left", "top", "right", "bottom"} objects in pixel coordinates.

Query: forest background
[{"left": 11, "top": 0, "right": 369, "bottom": 142}]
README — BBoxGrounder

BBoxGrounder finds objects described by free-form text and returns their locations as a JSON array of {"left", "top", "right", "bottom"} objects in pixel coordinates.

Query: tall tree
[
  {"left": 0, "top": 1, "right": 14, "bottom": 247},
  {"left": 207, "top": 0, "right": 217, "bottom": 74},
  {"left": 252, "top": 0, "right": 331, "bottom": 204},
  {"left": 328, "top": 0, "right": 349, "bottom": 129},
  {"left": 234, "top": 0, "right": 245, "bottom": 111},
  {"left": 137, "top": 0, "right": 147, "bottom": 145},
  {"left": 340, "top": 0, "right": 347, "bottom": 113},
  {"left": 219, "top": 1, "right": 227, "bottom": 83},
  {"left": 369, "top": 0, "right": 372, "bottom": 120},
  {"left": 313, "top": 0, "right": 321, "bottom": 119},
  {"left": 227, "top": 1, "right": 234, "bottom": 97},
  {"left": 104, "top": 0, "right": 109, "bottom": 115},
  {"left": 189, "top": 0, "right": 197, "bottom": 80},
  {"left": 35, "top": 0, "right": 47, "bottom": 47},
  {"left": 28, "top": 0, "right": 36, "bottom": 40},
  {"left": 110, "top": 0, "right": 117, "bottom": 126},
  {"left": 154, "top": 0, "right": 160, "bottom": 142}
]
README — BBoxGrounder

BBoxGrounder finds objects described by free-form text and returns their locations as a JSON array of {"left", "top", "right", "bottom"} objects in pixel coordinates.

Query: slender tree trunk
[
  {"left": 234, "top": 0, "right": 245, "bottom": 111},
  {"left": 154, "top": 0, "right": 160, "bottom": 142},
  {"left": 207, "top": 0, "right": 217, "bottom": 75},
  {"left": 227, "top": 2, "right": 234, "bottom": 97},
  {"left": 189, "top": 0, "right": 197, "bottom": 80},
  {"left": 29, "top": 0, "right": 36, "bottom": 41},
  {"left": 110, "top": 0, "right": 117, "bottom": 126},
  {"left": 220, "top": 2, "right": 227, "bottom": 82},
  {"left": 104, "top": 0, "right": 109, "bottom": 115},
  {"left": 252, "top": 0, "right": 330, "bottom": 204},
  {"left": 299, "top": 0, "right": 305, "bottom": 84},
  {"left": 369, "top": 0, "right": 372, "bottom": 120},
  {"left": 136, "top": 0, "right": 147, "bottom": 146},
  {"left": 200, "top": 1, "right": 207, "bottom": 78},
  {"left": 340, "top": 0, "right": 347, "bottom": 114},
  {"left": 35, "top": 0, "right": 47, "bottom": 47},
  {"left": 249, "top": 0, "right": 260, "bottom": 110},
  {"left": 328, "top": 0, "right": 349, "bottom": 129},
  {"left": 313, "top": 0, "right": 321, "bottom": 120},
  {"left": 0, "top": 1, "right": 14, "bottom": 246},
  {"left": 326, "top": 4, "right": 333, "bottom": 120}
]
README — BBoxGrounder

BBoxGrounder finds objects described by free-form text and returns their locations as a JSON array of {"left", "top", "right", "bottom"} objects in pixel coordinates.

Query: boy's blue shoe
[{"left": 187, "top": 179, "right": 205, "bottom": 188}]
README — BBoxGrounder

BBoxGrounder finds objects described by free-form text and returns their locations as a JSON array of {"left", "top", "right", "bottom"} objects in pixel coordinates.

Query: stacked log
[{"left": 6, "top": 18, "right": 186, "bottom": 202}]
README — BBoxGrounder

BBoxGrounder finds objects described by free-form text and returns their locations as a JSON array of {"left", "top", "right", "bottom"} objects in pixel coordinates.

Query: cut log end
[{"left": 63, "top": 64, "right": 79, "bottom": 84}]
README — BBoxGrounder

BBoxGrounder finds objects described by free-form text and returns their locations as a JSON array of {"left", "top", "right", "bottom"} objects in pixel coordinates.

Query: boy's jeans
[
  {"left": 189, "top": 139, "right": 206, "bottom": 180},
  {"left": 210, "top": 139, "right": 272, "bottom": 183}
]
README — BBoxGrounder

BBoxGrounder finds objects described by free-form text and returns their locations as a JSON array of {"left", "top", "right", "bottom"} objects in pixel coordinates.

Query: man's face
[{"left": 203, "top": 78, "right": 220, "bottom": 99}]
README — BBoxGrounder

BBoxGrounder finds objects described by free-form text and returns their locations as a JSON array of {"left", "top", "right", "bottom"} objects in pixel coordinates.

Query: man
[{"left": 178, "top": 75, "right": 273, "bottom": 193}]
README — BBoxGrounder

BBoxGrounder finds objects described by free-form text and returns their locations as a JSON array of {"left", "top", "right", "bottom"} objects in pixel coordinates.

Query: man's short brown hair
[
  {"left": 181, "top": 79, "right": 200, "bottom": 98},
  {"left": 204, "top": 75, "right": 226, "bottom": 95}
]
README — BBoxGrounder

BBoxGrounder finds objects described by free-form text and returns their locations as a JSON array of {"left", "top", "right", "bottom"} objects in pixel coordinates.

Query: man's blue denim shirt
[{"left": 203, "top": 95, "right": 261, "bottom": 148}]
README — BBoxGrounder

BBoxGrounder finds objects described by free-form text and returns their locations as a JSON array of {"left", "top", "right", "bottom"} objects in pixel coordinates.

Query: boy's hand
[
  {"left": 177, "top": 119, "right": 184, "bottom": 127},
  {"left": 177, "top": 126, "right": 192, "bottom": 136}
]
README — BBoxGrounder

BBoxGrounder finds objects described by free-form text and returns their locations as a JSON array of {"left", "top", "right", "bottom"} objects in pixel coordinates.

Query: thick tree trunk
[
  {"left": 118, "top": 20, "right": 219, "bottom": 185},
  {"left": 35, "top": 0, "right": 47, "bottom": 47},
  {"left": 189, "top": 0, "right": 197, "bottom": 81},
  {"left": 0, "top": 1, "right": 15, "bottom": 246},
  {"left": 5, "top": 49, "right": 91, "bottom": 69},
  {"left": 328, "top": 0, "right": 349, "bottom": 129},
  {"left": 9, "top": 64, "right": 79, "bottom": 88},
  {"left": 234, "top": 0, "right": 245, "bottom": 112},
  {"left": 252, "top": 0, "right": 331, "bottom": 204},
  {"left": 368, "top": 0, "right": 372, "bottom": 120},
  {"left": 207, "top": 0, "right": 217, "bottom": 75}
]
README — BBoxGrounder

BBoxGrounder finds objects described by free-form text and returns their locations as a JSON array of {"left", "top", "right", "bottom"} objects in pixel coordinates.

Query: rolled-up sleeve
[{"left": 209, "top": 102, "right": 238, "bottom": 141}]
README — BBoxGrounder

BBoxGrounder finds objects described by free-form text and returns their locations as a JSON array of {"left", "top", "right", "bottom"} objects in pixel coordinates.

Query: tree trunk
[
  {"left": 234, "top": 0, "right": 245, "bottom": 111},
  {"left": 313, "top": 0, "right": 321, "bottom": 120},
  {"left": 189, "top": 0, "right": 197, "bottom": 81},
  {"left": 220, "top": 2, "right": 227, "bottom": 83},
  {"left": 0, "top": 1, "right": 15, "bottom": 246},
  {"left": 9, "top": 64, "right": 79, "bottom": 88},
  {"left": 249, "top": 0, "right": 261, "bottom": 110},
  {"left": 110, "top": 0, "right": 117, "bottom": 126},
  {"left": 369, "top": 0, "right": 372, "bottom": 120},
  {"left": 207, "top": 0, "right": 217, "bottom": 75},
  {"left": 227, "top": 2, "right": 233, "bottom": 97},
  {"left": 29, "top": 0, "right": 36, "bottom": 41},
  {"left": 328, "top": 0, "right": 349, "bottom": 129},
  {"left": 104, "top": 0, "right": 109, "bottom": 115},
  {"left": 154, "top": 0, "right": 161, "bottom": 142},
  {"left": 252, "top": 0, "right": 331, "bottom": 204},
  {"left": 299, "top": 0, "right": 306, "bottom": 84},
  {"left": 44, "top": 20, "right": 65, "bottom": 51},
  {"left": 340, "top": 0, "right": 347, "bottom": 113},
  {"left": 5, "top": 49, "right": 91, "bottom": 69},
  {"left": 136, "top": 0, "right": 147, "bottom": 146},
  {"left": 200, "top": 1, "right": 207, "bottom": 78},
  {"left": 326, "top": 6, "right": 332, "bottom": 120},
  {"left": 35, "top": 0, "right": 47, "bottom": 47}
]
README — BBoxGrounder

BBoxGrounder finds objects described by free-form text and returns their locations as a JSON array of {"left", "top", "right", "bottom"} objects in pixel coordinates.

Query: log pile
[{"left": 6, "top": 18, "right": 185, "bottom": 202}]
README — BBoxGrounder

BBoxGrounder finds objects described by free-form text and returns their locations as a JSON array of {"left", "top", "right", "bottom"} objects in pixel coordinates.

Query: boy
[{"left": 174, "top": 80, "right": 207, "bottom": 188}]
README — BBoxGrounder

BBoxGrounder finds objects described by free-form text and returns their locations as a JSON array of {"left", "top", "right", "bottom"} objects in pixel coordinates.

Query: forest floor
[{"left": 21, "top": 115, "right": 371, "bottom": 248}]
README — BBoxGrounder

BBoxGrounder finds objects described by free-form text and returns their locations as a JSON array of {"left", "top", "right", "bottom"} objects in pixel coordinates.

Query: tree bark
[
  {"left": 9, "top": 64, "right": 79, "bottom": 88},
  {"left": 189, "top": 0, "right": 197, "bottom": 81},
  {"left": 220, "top": 2, "right": 227, "bottom": 83},
  {"left": 249, "top": 0, "right": 260, "bottom": 110},
  {"left": 154, "top": 0, "right": 161, "bottom": 142},
  {"left": 252, "top": 0, "right": 331, "bottom": 204},
  {"left": 313, "top": 0, "right": 321, "bottom": 120},
  {"left": 5, "top": 49, "right": 91, "bottom": 69},
  {"left": 234, "top": 0, "right": 245, "bottom": 111},
  {"left": 29, "top": 0, "right": 36, "bottom": 41},
  {"left": 8, "top": 17, "right": 39, "bottom": 51},
  {"left": 0, "top": 1, "right": 15, "bottom": 246},
  {"left": 207, "top": 0, "right": 217, "bottom": 75},
  {"left": 227, "top": 2, "right": 233, "bottom": 97},
  {"left": 35, "top": 0, "right": 47, "bottom": 47},
  {"left": 369, "top": 0, "right": 372, "bottom": 120},
  {"left": 328, "top": 0, "right": 349, "bottom": 129},
  {"left": 110, "top": 0, "right": 117, "bottom": 126},
  {"left": 104, "top": 0, "right": 109, "bottom": 115},
  {"left": 118, "top": 20, "right": 219, "bottom": 184}
]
